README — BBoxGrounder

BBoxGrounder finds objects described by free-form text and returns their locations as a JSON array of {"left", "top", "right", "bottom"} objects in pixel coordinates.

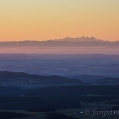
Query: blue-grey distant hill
[{"left": 0, "top": 36, "right": 119, "bottom": 47}]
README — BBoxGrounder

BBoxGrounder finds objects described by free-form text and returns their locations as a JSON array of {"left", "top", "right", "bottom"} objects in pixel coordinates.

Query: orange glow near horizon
[{"left": 0, "top": 0, "right": 119, "bottom": 41}]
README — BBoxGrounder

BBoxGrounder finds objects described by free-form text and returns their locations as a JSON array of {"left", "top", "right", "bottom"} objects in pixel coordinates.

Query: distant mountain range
[
  {"left": 0, "top": 37, "right": 119, "bottom": 47},
  {"left": 55, "top": 36, "right": 102, "bottom": 42}
]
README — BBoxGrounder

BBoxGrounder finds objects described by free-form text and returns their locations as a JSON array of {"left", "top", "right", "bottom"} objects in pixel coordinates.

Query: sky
[{"left": 0, "top": 0, "right": 119, "bottom": 41}]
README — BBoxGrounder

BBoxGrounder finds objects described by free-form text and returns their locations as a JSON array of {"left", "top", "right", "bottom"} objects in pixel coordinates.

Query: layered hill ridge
[
  {"left": 0, "top": 71, "right": 119, "bottom": 87},
  {"left": 0, "top": 71, "right": 84, "bottom": 87}
]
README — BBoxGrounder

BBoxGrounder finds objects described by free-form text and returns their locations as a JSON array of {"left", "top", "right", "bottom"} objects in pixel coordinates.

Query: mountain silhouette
[{"left": 0, "top": 36, "right": 119, "bottom": 47}]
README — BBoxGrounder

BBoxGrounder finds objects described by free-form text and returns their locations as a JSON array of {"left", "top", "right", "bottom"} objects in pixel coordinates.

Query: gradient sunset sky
[{"left": 0, "top": 0, "right": 119, "bottom": 41}]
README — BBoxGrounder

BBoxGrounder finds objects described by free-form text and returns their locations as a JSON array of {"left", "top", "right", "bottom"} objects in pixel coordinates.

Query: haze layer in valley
[{"left": 0, "top": 54, "right": 119, "bottom": 78}]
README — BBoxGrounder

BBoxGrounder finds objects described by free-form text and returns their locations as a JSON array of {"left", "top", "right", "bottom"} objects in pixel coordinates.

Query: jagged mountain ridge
[
  {"left": 55, "top": 36, "right": 102, "bottom": 42},
  {"left": 0, "top": 36, "right": 119, "bottom": 47}
]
